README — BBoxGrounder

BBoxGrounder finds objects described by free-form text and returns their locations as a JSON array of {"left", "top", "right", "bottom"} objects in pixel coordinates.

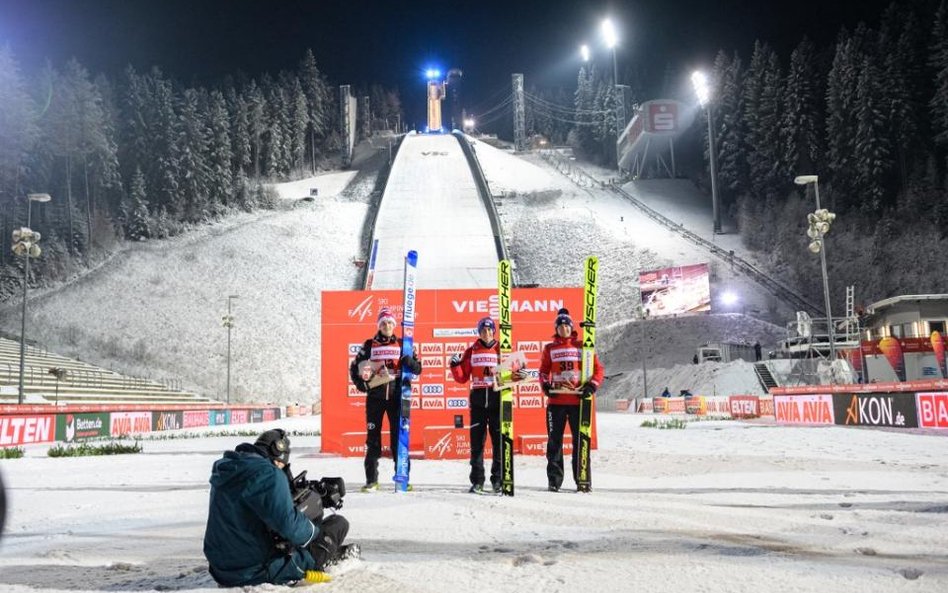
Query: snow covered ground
[{"left": 2, "top": 414, "right": 946, "bottom": 592}]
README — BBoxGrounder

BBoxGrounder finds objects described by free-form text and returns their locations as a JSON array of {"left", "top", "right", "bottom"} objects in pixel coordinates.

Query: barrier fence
[{"left": 0, "top": 405, "right": 284, "bottom": 447}]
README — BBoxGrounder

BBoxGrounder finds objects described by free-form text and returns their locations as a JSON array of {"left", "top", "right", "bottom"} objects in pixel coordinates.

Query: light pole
[
  {"left": 692, "top": 71, "right": 722, "bottom": 234},
  {"left": 601, "top": 18, "right": 622, "bottom": 150},
  {"left": 222, "top": 295, "right": 239, "bottom": 404},
  {"left": 13, "top": 192, "right": 51, "bottom": 405},
  {"left": 601, "top": 19, "right": 619, "bottom": 88},
  {"left": 794, "top": 175, "right": 836, "bottom": 362},
  {"left": 635, "top": 305, "right": 649, "bottom": 402},
  {"left": 48, "top": 367, "right": 67, "bottom": 406}
]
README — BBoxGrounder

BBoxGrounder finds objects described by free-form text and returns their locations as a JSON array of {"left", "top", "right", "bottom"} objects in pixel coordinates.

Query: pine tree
[
  {"left": 881, "top": 4, "right": 925, "bottom": 192},
  {"left": 715, "top": 50, "right": 747, "bottom": 200},
  {"left": 287, "top": 77, "right": 308, "bottom": 173},
  {"left": 206, "top": 90, "right": 233, "bottom": 210},
  {"left": 123, "top": 167, "right": 150, "bottom": 240},
  {"left": 571, "top": 64, "right": 596, "bottom": 158},
  {"left": 245, "top": 80, "right": 266, "bottom": 179},
  {"left": 929, "top": 0, "right": 948, "bottom": 148},
  {"left": 854, "top": 56, "right": 891, "bottom": 213},
  {"left": 825, "top": 29, "right": 861, "bottom": 212},
  {"left": 743, "top": 41, "right": 785, "bottom": 200},
  {"left": 781, "top": 37, "right": 823, "bottom": 177},
  {"left": 299, "top": 49, "right": 331, "bottom": 173},
  {"left": 226, "top": 87, "right": 252, "bottom": 177},
  {"left": 176, "top": 88, "right": 211, "bottom": 220},
  {"left": 0, "top": 45, "right": 38, "bottom": 267}
]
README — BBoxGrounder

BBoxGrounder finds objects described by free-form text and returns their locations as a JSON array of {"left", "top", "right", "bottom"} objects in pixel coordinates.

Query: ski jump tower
[{"left": 426, "top": 70, "right": 445, "bottom": 132}]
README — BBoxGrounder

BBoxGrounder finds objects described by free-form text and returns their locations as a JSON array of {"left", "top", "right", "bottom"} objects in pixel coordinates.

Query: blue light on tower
[{"left": 426, "top": 68, "right": 441, "bottom": 80}]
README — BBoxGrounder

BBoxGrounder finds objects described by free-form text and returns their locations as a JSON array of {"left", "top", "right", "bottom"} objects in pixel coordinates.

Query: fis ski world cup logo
[
  {"left": 430, "top": 432, "right": 453, "bottom": 458},
  {"left": 348, "top": 295, "right": 374, "bottom": 322}
]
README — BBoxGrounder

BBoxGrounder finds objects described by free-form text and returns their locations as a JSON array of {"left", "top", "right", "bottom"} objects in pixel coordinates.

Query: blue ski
[{"left": 394, "top": 250, "right": 418, "bottom": 491}]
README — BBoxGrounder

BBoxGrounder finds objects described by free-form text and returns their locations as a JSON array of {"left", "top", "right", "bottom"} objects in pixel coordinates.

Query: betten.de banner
[{"left": 320, "top": 287, "right": 596, "bottom": 456}]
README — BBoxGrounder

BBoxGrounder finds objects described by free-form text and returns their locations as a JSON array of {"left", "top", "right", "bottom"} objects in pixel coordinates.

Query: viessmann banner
[{"left": 321, "top": 287, "right": 597, "bottom": 456}]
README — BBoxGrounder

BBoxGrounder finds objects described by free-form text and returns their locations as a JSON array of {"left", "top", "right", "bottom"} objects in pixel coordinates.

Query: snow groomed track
[{"left": 367, "top": 133, "right": 499, "bottom": 289}]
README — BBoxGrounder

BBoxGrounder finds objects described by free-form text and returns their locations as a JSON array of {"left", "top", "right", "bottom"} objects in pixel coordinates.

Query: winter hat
[
  {"left": 476, "top": 317, "right": 496, "bottom": 333},
  {"left": 377, "top": 307, "right": 396, "bottom": 327},
  {"left": 554, "top": 308, "right": 573, "bottom": 329},
  {"left": 254, "top": 428, "right": 291, "bottom": 464}
]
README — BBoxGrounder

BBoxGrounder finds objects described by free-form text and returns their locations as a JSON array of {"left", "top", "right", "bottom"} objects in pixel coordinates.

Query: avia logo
[
  {"left": 518, "top": 383, "right": 541, "bottom": 394},
  {"left": 429, "top": 432, "right": 453, "bottom": 457},
  {"left": 410, "top": 398, "right": 420, "bottom": 409},
  {"left": 519, "top": 396, "right": 542, "bottom": 408},
  {"left": 445, "top": 342, "right": 467, "bottom": 355},
  {"left": 518, "top": 341, "right": 541, "bottom": 353},
  {"left": 422, "top": 356, "right": 443, "bottom": 368},
  {"left": 421, "top": 343, "right": 444, "bottom": 355},
  {"left": 410, "top": 384, "right": 420, "bottom": 396},
  {"left": 422, "top": 397, "right": 445, "bottom": 409},
  {"left": 348, "top": 295, "right": 374, "bottom": 322},
  {"left": 347, "top": 385, "right": 363, "bottom": 397}
]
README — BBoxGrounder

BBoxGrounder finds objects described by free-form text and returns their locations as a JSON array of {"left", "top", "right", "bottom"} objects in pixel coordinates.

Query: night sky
[{"left": 0, "top": 0, "right": 902, "bottom": 125}]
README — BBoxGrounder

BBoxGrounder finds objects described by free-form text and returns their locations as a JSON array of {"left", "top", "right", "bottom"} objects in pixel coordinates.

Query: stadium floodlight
[
  {"left": 16, "top": 192, "right": 52, "bottom": 404},
  {"left": 794, "top": 175, "right": 819, "bottom": 186},
  {"left": 721, "top": 290, "right": 739, "bottom": 307},
  {"left": 602, "top": 18, "right": 618, "bottom": 49},
  {"left": 580, "top": 44, "right": 590, "bottom": 62},
  {"left": 600, "top": 18, "right": 621, "bottom": 163},
  {"left": 463, "top": 117, "right": 475, "bottom": 131},
  {"left": 795, "top": 174, "right": 836, "bottom": 363},
  {"left": 691, "top": 70, "right": 720, "bottom": 234},
  {"left": 426, "top": 68, "right": 440, "bottom": 80},
  {"left": 691, "top": 71, "right": 710, "bottom": 107}
]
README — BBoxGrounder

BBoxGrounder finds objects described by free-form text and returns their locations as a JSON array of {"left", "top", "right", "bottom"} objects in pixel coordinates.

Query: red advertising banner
[
  {"left": 0, "top": 414, "right": 55, "bottom": 446},
  {"left": 729, "top": 396, "right": 760, "bottom": 419},
  {"left": 321, "top": 288, "right": 596, "bottom": 456},
  {"left": 110, "top": 412, "right": 152, "bottom": 436},
  {"left": 916, "top": 392, "right": 948, "bottom": 428},
  {"left": 773, "top": 394, "right": 835, "bottom": 425}
]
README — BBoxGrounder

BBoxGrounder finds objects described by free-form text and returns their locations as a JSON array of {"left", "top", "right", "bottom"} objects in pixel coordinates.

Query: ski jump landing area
[{"left": 368, "top": 133, "right": 499, "bottom": 289}]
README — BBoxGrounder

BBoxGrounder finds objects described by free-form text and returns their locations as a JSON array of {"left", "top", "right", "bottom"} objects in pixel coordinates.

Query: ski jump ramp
[{"left": 367, "top": 133, "right": 499, "bottom": 289}]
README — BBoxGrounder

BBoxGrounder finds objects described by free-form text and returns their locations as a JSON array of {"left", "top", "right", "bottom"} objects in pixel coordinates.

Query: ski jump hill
[{"left": 367, "top": 132, "right": 502, "bottom": 289}]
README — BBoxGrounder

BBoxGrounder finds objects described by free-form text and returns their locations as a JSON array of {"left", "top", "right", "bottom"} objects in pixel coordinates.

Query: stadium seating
[{"left": 0, "top": 337, "right": 216, "bottom": 406}]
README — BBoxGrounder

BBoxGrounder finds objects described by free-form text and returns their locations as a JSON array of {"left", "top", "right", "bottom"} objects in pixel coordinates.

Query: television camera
[
  {"left": 273, "top": 468, "right": 346, "bottom": 554},
  {"left": 285, "top": 467, "right": 345, "bottom": 523}
]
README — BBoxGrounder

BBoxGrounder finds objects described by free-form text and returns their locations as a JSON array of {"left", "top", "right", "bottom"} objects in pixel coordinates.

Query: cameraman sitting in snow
[{"left": 203, "top": 428, "right": 356, "bottom": 586}]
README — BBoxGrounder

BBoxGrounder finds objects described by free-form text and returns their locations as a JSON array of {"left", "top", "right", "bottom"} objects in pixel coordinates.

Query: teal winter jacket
[{"left": 203, "top": 444, "right": 318, "bottom": 586}]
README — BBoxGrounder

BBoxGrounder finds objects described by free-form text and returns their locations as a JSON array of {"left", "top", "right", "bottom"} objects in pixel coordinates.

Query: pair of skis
[{"left": 497, "top": 255, "right": 598, "bottom": 496}]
